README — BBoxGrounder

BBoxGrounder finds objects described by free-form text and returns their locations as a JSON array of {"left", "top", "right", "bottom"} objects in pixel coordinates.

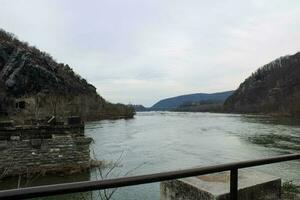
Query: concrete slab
[{"left": 161, "top": 170, "right": 281, "bottom": 200}]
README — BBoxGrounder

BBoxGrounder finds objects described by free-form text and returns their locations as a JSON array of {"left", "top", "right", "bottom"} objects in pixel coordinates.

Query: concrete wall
[
  {"left": 161, "top": 170, "right": 281, "bottom": 200},
  {"left": 161, "top": 179, "right": 215, "bottom": 200}
]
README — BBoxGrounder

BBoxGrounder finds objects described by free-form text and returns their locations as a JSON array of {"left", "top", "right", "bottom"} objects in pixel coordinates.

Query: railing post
[{"left": 230, "top": 169, "right": 238, "bottom": 200}]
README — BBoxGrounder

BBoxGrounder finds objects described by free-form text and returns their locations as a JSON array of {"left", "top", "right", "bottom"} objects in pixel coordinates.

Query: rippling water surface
[
  {"left": 2, "top": 112, "right": 300, "bottom": 199},
  {"left": 86, "top": 112, "right": 300, "bottom": 200}
]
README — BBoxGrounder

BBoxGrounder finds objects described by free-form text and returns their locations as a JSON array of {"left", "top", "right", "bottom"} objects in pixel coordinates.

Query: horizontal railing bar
[{"left": 0, "top": 153, "right": 299, "bottom": 200}]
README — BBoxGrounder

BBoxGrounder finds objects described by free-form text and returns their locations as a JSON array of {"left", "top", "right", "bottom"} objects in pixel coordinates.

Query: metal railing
[{"left": 0, "top": 153, "right": 299, "bottom": 200}]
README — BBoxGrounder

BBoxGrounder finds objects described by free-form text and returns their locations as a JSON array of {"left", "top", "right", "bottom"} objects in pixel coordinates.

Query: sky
[{"left": 1, "top": 0, "right": 300, "bottom": 106}]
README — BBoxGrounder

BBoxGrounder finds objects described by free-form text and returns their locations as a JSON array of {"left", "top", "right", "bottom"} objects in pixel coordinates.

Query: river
[{"left": 1, "top": 112, "right": 300, "bottom": 199}]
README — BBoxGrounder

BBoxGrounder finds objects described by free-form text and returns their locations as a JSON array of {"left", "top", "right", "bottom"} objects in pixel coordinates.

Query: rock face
[
  {"left": 0, "top": 29, "right": 134, "bottom": 121},
  {"left": 224, "top": 52, "right": 300, "bottom": 117}
]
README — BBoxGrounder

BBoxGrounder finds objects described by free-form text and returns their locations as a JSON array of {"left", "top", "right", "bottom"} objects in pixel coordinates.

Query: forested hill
[
  {"left": 0, "top": 29, "right": 134, "bottom": 121},
  {"left": 224, "top": 52, "right": 300, "bottom": 117},
  {"left": 151, "top": 91, "right": 234, "bottom": 111}
]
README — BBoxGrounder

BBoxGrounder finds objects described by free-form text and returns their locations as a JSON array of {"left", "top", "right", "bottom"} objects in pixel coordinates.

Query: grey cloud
[{"left": 1, "top": 0, "right": 300, "bottom": 106}]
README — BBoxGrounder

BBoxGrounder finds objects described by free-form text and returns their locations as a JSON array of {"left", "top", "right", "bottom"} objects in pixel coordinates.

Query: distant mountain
[
  {"left": 0, "top": 29, "right": 135, "bottom": 121},
  {"left": 174, "top": 99, "right": 225, "bottom": 112},
  {"left": 224, "top": 52, "right": 300, "bottom": 117},
  {"left": 151, "top": 91, "right": 234, "bottom": 111}
]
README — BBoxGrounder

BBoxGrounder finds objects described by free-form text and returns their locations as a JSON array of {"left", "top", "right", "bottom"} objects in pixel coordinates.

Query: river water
[
  {"left": 87, "top": 112, "right": 300, "bottom": 200},
  {"left": 2, "top": 112, "right": 300, "bottom": 199}
]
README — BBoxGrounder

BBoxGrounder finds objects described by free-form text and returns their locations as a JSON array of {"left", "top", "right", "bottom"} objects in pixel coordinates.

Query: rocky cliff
[
  {"left": 0, "top": 29, "right": 134, "bottom": 121},
  {"left": 224, "top": 52, "right": 300, "bottom": 117}
]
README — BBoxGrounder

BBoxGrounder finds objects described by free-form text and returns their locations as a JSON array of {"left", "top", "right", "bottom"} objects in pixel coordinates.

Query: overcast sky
[{"left": 1, "top": 0, "right": 300, "bottom": 106}]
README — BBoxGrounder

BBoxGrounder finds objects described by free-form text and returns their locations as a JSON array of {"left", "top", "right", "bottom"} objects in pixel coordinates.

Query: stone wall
[
  {"left": 0, "top": 130, "right": 92, "bottom": 177},
  {"left": 0, "top": 124, "right": 84, "bottom": 140}
]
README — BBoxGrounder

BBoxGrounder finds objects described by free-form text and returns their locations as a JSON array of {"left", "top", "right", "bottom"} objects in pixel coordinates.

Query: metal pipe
[
  {"left": 0, "top": 153, "right": 299, "bottom": 200},
  {"left": 230, "top": 169, "right": 238, "bottom": 200}
]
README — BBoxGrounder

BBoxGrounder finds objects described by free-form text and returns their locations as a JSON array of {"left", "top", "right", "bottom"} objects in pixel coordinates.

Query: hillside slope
[
  {"left": 0, "top": 29, "right": 134, "bottom": 121},
  {"left": 224, "top": 52, "right": 300, "bottom": 116},
  {"left": 151, "top": 91, "right": 234, "bottom": 111},
  {"left": 132, "top": 105, "right": 149, "bottom": 112}
]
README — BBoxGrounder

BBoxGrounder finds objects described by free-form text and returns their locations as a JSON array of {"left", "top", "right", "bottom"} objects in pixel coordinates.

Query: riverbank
[{"left": 159, "top": 107, "right": 300, "bottom": 120}]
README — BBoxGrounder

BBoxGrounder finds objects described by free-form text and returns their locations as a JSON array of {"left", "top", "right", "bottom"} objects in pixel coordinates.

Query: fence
[{"left": 0, "top": 153, "right": 299, "bottom": 200}]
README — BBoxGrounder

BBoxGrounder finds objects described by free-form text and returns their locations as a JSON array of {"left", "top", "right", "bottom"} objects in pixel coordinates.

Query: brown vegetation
[{"left": 224, "top": 52, "right": 300, "bottom": 117}]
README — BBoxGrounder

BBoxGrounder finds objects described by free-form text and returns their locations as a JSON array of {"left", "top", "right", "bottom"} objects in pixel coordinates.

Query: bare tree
[
  {"left": 83, "top": 150, "right": 146, "bottom": 200},
  {"left": 33, "top": 94, "right": 43, "bottom": 120},
  {"left": 0, "top": 167, "right": 9, "bottom": 181},
  {"left": 0, "top": 160, "right": 15, "bottom": 184},
  {"left": 17, "top": 168, "right": 44, "bottom": 189},
  {"left": 48, "top": 94, "right": 60, "bottom": 118}
]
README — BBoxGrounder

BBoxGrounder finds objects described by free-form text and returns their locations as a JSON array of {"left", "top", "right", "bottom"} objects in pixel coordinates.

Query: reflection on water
[{"left": 1, "top": 112, "right": 300, "bottom": 200}]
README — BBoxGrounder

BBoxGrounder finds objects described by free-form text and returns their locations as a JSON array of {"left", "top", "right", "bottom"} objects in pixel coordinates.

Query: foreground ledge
[{"left": 161, "top": 170, "right": 281, "bottom": 200}]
